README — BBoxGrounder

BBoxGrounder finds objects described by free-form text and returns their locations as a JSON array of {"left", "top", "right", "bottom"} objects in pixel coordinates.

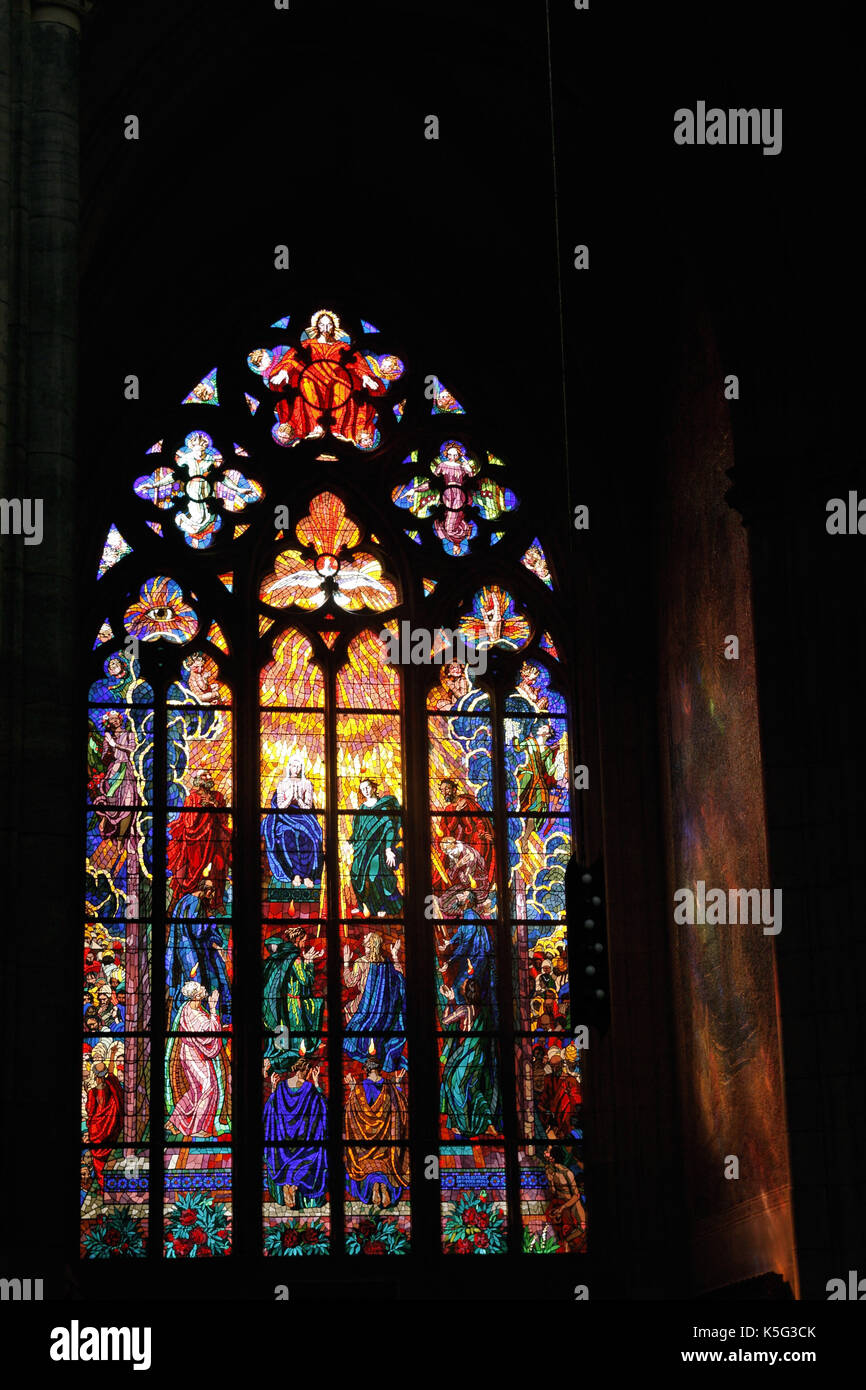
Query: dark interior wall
[
  {"left": 658, "top": 42, "right": 864, "bottom": 1298},
  {"left": 552, "top": 1, "right": 863, "bottom": 1301},
  {"left": 656, "top": 296, "right": 796, "bottom": 1295}
]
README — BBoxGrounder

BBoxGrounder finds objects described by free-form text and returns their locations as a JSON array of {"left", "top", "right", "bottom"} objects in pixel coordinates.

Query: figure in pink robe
[
  {"left": 166, "top": 983, "right": 228, "bottom": 1139},
  {"left": 431, "top": 443, "right": 477, "bottom": 546}
]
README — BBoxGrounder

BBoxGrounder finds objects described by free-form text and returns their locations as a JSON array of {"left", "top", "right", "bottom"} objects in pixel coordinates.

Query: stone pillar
[{"left": 0, "top": 0, "right": 86, "bottom": 1267}]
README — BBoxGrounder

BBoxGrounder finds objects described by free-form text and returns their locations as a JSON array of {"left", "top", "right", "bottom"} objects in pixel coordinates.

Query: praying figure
[
  {"left": 264, "top": 754, "right": 323, "bottom": 896},
  {"left": 167, "top": 877, "right": 232, "bottom": 1027},
  {"left": 165, "top": 981, "right": 229, "bottom": 1139}
]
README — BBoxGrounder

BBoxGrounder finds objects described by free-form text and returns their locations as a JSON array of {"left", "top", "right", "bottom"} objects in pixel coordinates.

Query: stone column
[{"left": 0, "top": 0, "right": 87, "bottom": 1267}]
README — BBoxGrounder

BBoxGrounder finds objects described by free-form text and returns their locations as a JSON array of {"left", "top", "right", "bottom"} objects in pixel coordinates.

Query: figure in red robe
[
  {"left": 433, "top": 777, "right": 496, "bottom": 893},
  {"left": 263, "top": 310, "right": 386, "bottom": 448},
  {"left": 167, "top": 772, "right": 230, "bottom": 913},
  {"left": 537, "top": 1046, "right": 582, "bottom": 1139},
  {"left": 85, "top": 1042, "right": 123, "bottom": 1190}
]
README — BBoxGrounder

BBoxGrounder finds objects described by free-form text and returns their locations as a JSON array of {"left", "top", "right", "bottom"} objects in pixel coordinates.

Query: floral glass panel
[
  {"left": 440, "top": 1147, "right": 508, "bottom": 1254},
  {"left": 81, "top": 1148, "right": 149, "bottom": 1259},
  {"left": 164, "top": 1148, "right": 232, "bottom": 1257}
]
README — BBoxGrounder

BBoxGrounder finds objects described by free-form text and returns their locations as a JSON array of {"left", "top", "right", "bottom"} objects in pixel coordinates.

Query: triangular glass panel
[
  {"left": 430, "top": 377, "right": 465, "bottom": 414},
  {"left": 97, "top": 524, "right": 132, "bottom": 579},
  {"left": 519, "top": 538, "right": 554, "bottom": 589},
  {"left": 182, "top": 367, "right": 218, "bottom": 405},
  {"left": 93, "top": 618, "right": 113, "bottom": 649},
  {"left": 207, "top": 620, "right": 229, "bottom": 654}
]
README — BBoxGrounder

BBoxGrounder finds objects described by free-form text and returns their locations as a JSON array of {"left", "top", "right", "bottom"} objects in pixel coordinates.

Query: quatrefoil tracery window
[{"left": 81, "top": 306, "right": 584, "bottom": 1262}]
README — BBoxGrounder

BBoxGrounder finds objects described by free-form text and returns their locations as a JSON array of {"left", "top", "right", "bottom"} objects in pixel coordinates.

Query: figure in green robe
[
  {"left": 438, "top": 976, "right": 502, "bottom": 1138},
  {"left": 348, "top": 778, "right": 402, "bottom": 917},
  {"left": 262, "top": 926, "right": 324, "bottom": 1065},
  {"left": 515, "top": 719, "right": 563, "bottom": 813}
]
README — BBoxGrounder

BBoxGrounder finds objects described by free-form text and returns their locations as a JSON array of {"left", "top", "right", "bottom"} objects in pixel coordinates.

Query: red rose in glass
[
  {"left": 475, "top": 1211, "right": 489, "bottom": 1230},
  {"left": 462, "top": 1207, "right": 479, "bottom": 1227},
  {"left": 190, "top": 1227, "right": 207, "bottom": 1245},
  {"left": 301, "top": 1228, "right": 320, "bottom": 1245},
  {"left": 455, "top": 1239, "right": 472, "bottom": 1255},
  {"left": 179, "top": 1209, "right": 198, "bottom": 1226},
  {"left": 173, "top": 1238, "right": 192, "bottom": 1256},
  {"left": 364, "top": 1241, "right": 386, "bottom": 1255},
  {"left": 473, "top": 1231, "right": 489, "bottom": 1249},
  {"left": 282, "top": 1228, "right": 300, "bottom": 1248},
  {"left": 197, "top": 1246, "right": 213, "bottom": 1258}
]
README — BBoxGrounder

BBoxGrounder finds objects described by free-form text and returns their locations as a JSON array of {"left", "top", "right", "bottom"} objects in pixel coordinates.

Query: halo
[{"left": 309, "top": 307, "right": 341, "bottom": 334}]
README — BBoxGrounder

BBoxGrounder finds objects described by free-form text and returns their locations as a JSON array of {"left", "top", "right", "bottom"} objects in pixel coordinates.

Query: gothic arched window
[{"left": 81, "top": 306, "right": 584, "bottom": 1262}]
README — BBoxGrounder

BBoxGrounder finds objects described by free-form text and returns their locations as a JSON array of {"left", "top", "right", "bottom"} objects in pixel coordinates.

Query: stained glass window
[{"left": 82, "top": 305, "right": 582, "bottom": 1263}]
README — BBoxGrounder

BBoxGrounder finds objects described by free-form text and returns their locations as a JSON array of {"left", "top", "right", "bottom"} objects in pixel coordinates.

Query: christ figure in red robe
[
  {"left": 166, "top": 772, "right": 230, "bottom": 913},
  {"left": 264, "top": 310, "right": 386, "bottom": 448}
]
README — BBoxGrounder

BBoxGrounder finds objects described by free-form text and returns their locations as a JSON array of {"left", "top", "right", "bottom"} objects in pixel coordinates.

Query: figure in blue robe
[
  {"left": 264, "top": 796, "right": 323, "bottom": 885},
  {"left": 264, "top": 1059, "right": 328, "bottom": 1207},
  {"left": 436, "top": 912, "right": 495, "bottom": 1020},
  {"left": 264, "top": 761, "right": 323, "bottom": 895},
  {"left": 167, "top": 890, "right": 231, "bottom": 1026},
  {"left": 342, "top": 932, "right": 407, "bottom": 1073}
]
